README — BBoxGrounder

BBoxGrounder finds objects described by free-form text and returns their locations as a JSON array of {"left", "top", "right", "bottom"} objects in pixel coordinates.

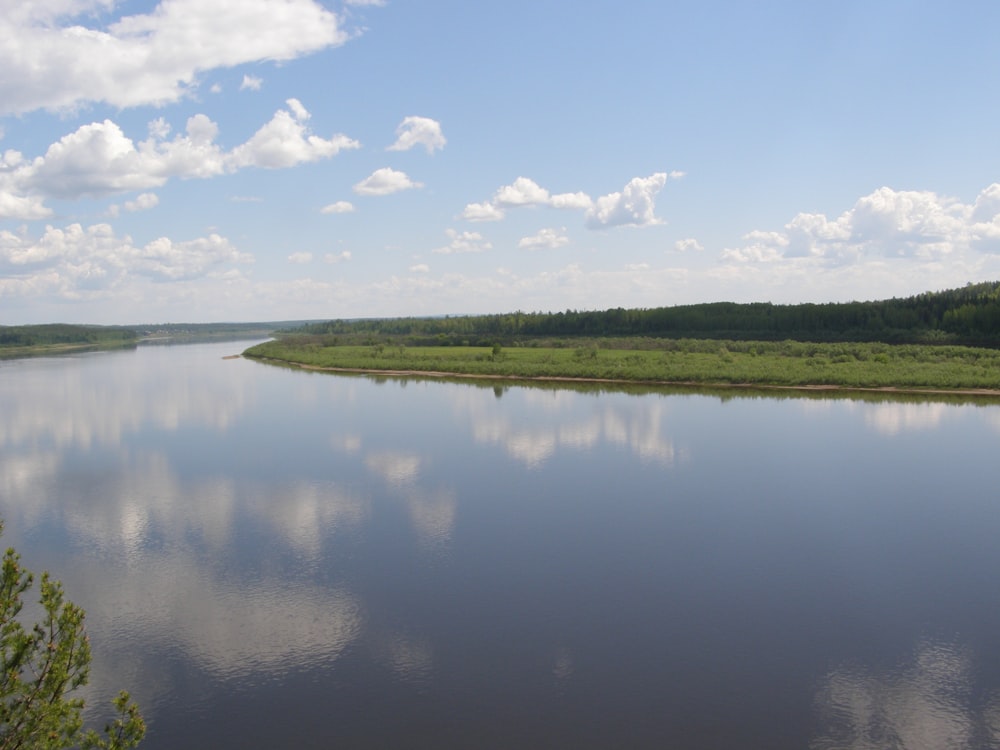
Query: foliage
[
  {"left": 0, "top": 524, "right": 144, "bottom": 750},
  {"left": 243, "top": 338, "right": 1000, "bottom": 393},
  {"left": 0, "top": 325, "right": 137, "bottom": 352},
  {"left": 286, "top": 281, "right": 1000, "bottom": 346}
]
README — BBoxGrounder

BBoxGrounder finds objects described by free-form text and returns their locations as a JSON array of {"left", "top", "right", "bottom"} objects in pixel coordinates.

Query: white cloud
[
  {"left": 353, "top": 168, "right": 422, "bottom": 196},
  {"left": 494, "top": 177, "right": 551, "bottom": 207},
  {"left": 128, "top": 233, "right": 251, "bottom": 282},
  {"left": 0, "top": 103, "right": 359, "bottom": 217},
  {"left": 124, "top": 193, "right": 159, "bottom": 212},
  {"left": 0, "top": 0, "right": 349, "bottom": 115},
  {"left": 409, "top": 263, "right": 429, "bottom": 273},
  {"left": 0, "top": 222, "right": 252, "bottom": 289},
  {"left": 228, "top": 99, "right": 359, "bottom": 169},
  {"left": 462, "top": 178, "right": 584, "bottom": 221},
  {"left": 721, "top": 231, "right": 788, "bottom": 263},
  {"left": 287, "top": 98, "right": 310, "bottom": 121},
  {"left": 23, "top": 118, "right": 221, "bottom": 200},
  {"left": 240, "top": 75, "right": 263, "bottom": 91},
  {"left": 288, "top": 252, "right": 313, "bottom": 264},
  {"left": 519, "top": 227, "right": 569, "bottom": 250},
  {"left": 972, "top": 183, "right": 1000, "bottom": 223},
  {"left": 550, "top": 192, "right": 594, "bottom": 210},
  {"left": 723, "top": 184, "right": 1000, "bottom": 264},
  {"left": 463, "top": 173, "right": 673, "bottom": 230},
  {"left": 320, "top": 201, "right": 355, "bottom": 214},
  {"left": 585, "top": 173, "right": 669, "bottom": 229},
  {"left": 461, "top": 201, "right": 505, "bottom": 222},
  {"left": 432, "top": 229, "right": 492, "bottom": 255},
  {"left": 387, "top": 116, "right": 446, "bottom": 154},
  {"left": 108, "top": 192, "right": 159, "bottom": 217},
  {"left": 0, "top": 191, "right": 52, "bottom": 221},
  {"left": 148, "top": 118, "right": 171, "bottom": 140},
  {"left": 324, "top": 251, "right": 351, "bottom": 264},
  {"left": 674, "top": 238, "right": 703, "bottom": 252}
]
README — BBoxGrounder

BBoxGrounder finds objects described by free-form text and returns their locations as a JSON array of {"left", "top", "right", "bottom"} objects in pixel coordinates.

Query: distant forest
[
  {"left": 0, "top": 323, "right": 137, "bottom": 348},
  {"left": 0, "top": 321, "right": 307, "bottom": 350},
  {"left": 293, "top": 281, "right": 1000, "bottom": 347}
]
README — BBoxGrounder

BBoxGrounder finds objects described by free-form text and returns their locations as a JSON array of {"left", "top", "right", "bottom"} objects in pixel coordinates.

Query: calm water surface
[{"left": 3, "top": 341, "right": 1000, "bottom": 748}]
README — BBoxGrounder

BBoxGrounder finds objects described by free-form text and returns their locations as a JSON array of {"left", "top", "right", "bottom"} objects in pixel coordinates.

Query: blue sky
[{"left": 3, "top": 0, "right": 1000, "bottom": 324}]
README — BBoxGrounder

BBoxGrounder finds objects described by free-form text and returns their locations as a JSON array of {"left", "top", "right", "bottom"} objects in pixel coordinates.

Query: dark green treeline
[
  {"left": 292, "top": 281, "right": 1000, "bottom": 346},
  {"left": 0, "top": 324, "right": 137, "bottom": 348}
]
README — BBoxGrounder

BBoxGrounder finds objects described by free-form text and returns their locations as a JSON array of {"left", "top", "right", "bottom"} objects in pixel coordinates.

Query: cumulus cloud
[
  {"left": 138, "top": 233, "right": 250, "bottom": 281},
  {"left": 0, "top": 192, "right": 52, "bottom": 221},
  {"left": 463, "top": 173, "right": 674, "bottom": 230},
  {"left": 461, "top": 201, "right": 505, "bottom": 222},
  {"left": 125, "top": 193, "right": 159, "bottom": 212},
  {"left": 0, "top": 0, "right": 349, "bottom": 115},
  {"left": 320, "top": 201, "right": 355, "bottom": 214},
  {"left": 585, "top": 173, "right": 669, "bottom": 229},
  {"left": 240, "top": 75, "right": 263, "bottom": 91},
  {"left": 0, "top": 102, "right": 359, "bottom": 217},
  {"left": 674, "top": 238, "right": 704, "bottom": 252},
  {"left": 519, "top": 227, "right": 569, "bottom": 250},
  {"left": 409, "top": 263, "right": 429, "bottom": 273},
  {"left": 432, "top": 229, "right": 492, "bottom": 255},
  {"left": 495, "top": 177, "right": 551, "bottom": 207},
  {"left": 387, "top": 116, "right": 446, "bottom": 154},
  {"left": 108, "top": 192, "right": 160, "bottom": 218},
  {"left": 722, "top": 184, "right": 1000, "bottom": 264},
  {"left": 324, "top": 251, "right": 351, "bottom": 264},
  {"left": 352, "top": 168, "right": 422, "bottom": 196},
  {"left": 0, "top": 222, "right": 252, "bottom": 290},
  {"left": 288, "top": 252, "right": 313, "bottom": 264},
  {"left": 228, "top": 99, "right": 359, "bottom": 169},
  {"left": 550, "top": 192, "right": 594, "bottom": 210}
]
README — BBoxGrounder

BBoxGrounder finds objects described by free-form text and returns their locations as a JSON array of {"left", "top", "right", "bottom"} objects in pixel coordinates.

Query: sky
[{"left": 2, "top": 0, "right": 1000, "bottom": 325}]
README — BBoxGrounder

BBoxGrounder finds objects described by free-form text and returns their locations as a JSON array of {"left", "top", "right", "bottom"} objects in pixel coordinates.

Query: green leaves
[
  {"left": 0, "top": 524, "right": 144, "bottom": 750},
  {"left": 81, "top": 693, "right": 145, "bottom": 750}
]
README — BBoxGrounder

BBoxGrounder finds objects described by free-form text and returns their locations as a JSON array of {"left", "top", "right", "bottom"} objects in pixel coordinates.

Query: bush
[{"left": 0, "top": 522, "right": 144, "bottom": 750}]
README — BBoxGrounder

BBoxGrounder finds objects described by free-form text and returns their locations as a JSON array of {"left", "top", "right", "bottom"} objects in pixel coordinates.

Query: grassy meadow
[{"left": 243, "top": 338, "right": 1000, "bottom": 393}]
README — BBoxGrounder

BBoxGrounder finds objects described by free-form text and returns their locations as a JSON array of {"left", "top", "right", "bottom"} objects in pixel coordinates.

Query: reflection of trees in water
[{"left": 812, "top": 639, "right": 1000, "bottom": 749}]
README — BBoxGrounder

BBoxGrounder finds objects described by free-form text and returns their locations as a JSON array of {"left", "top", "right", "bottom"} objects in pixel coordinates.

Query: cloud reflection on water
[
  {"left": 353, "top": 444, "right": 457, "bottom": 549},
  {"left": 812, "top": 639, "right": 1000, "bottom": 750},
  {"left": 458, "top": 388, "right": 680, "bottom": 468},
  {"left": 0, "top": 350, "right": 250, "bottom": 450},
  {"left": 862, "top": 402, "right": 951, "bottom": 436},
  {"left": 10, "top": 348, "right": 1000, "bottom": 747},
  {"left": 364, "top": 451, "right": 422, "bottom": 487}
]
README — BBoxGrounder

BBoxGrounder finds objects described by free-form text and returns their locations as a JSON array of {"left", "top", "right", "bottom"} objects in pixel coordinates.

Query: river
[{"left": 2, "top": 340, "right": 1000, "bottom": 749}]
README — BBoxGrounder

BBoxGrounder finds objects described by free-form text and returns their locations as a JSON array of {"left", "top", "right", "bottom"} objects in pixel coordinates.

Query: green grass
[{"left": 242, "top": 338, "right": 1000, "bottom": 393}]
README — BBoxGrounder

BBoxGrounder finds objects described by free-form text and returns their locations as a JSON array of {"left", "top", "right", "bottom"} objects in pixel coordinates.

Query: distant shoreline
[{"left": 251, "top": 357, "right": 1000, "bottom": 399}]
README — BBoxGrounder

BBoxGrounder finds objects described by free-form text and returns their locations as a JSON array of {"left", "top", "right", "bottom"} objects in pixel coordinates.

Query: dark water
[{"left": 3, "top": 341, "right": 1000, "bottom": 748}]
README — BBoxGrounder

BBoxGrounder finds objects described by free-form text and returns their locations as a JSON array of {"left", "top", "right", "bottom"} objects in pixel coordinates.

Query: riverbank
[
  {"left": 242, "top": 339, "right": 1000, "bottom": 397},
  {"left": 0, "top": 341, "right": 137, "bottom": 359}
]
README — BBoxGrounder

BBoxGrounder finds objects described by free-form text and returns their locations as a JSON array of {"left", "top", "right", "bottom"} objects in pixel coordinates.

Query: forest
[
  {"left": 290, "top": 281, "right": 1000, "bottom": 346},
  {"left": 0, "top": 323, "right": 138, "bottom": 350}
]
